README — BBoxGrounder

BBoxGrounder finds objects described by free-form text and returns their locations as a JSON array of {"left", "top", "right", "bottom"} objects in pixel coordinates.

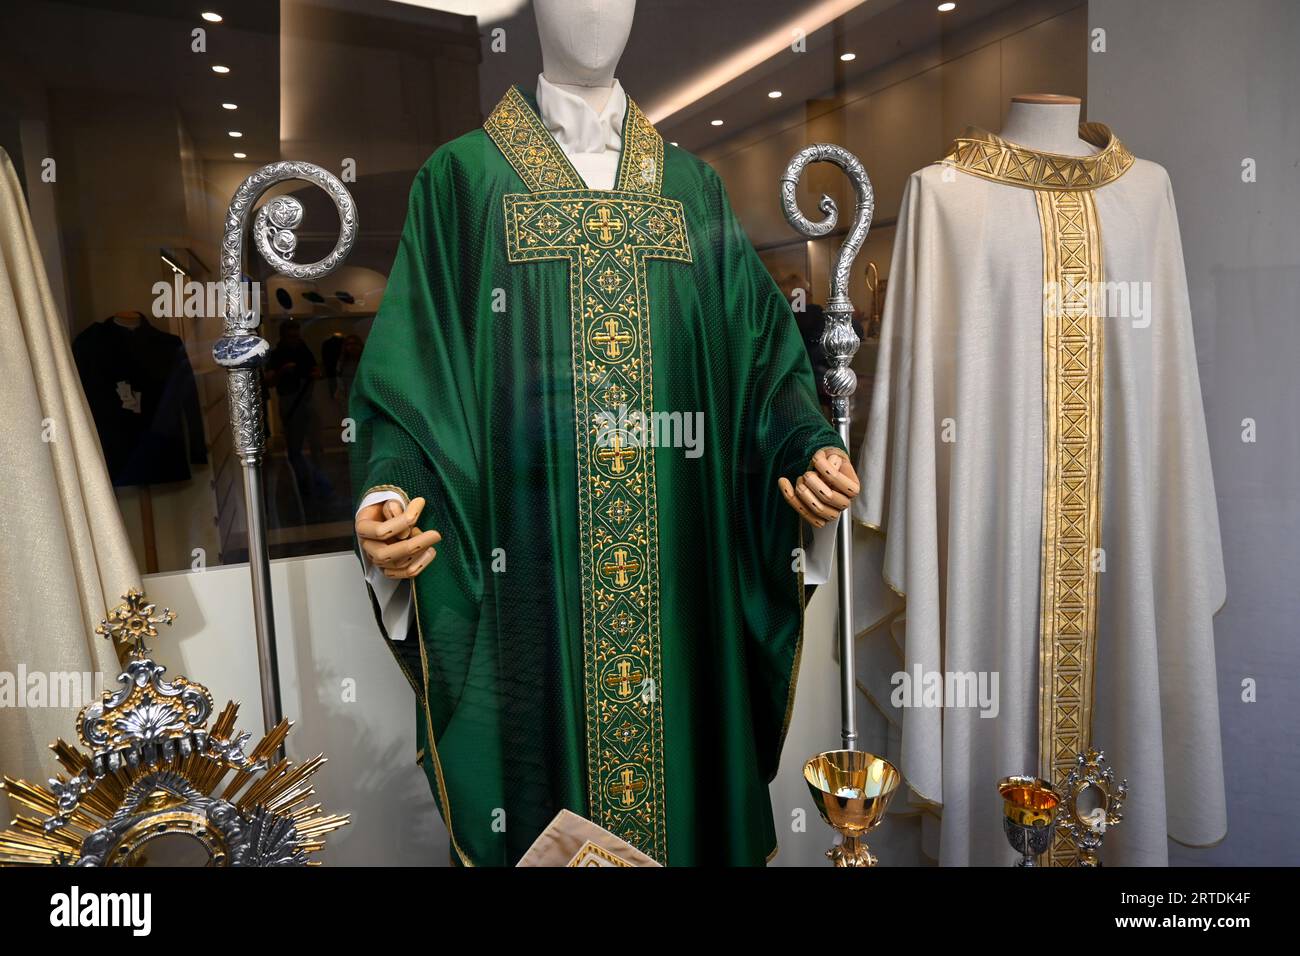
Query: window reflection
[{"left": 2, "top": 0, "right": 1083, "bottom": 570}]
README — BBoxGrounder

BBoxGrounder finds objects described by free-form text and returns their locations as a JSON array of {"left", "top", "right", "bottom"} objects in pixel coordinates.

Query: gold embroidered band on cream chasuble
[
  {"left": 941, "top": 123, "right": 1134, "bottom": 865},
  {"left": 484, "top": 86, "right": 691, "bottom": 861}
]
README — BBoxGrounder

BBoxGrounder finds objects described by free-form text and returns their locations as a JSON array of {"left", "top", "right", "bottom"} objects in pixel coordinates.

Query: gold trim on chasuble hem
[
  {"left": 487, "top": 86, "right": 688, "bottom": 863},
  {"left": 942, "top": 123, "right": 1130, "bottom": 865}
]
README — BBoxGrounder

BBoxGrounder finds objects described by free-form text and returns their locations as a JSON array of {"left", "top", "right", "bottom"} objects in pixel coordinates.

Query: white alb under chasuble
[{"left": 853, "top": 124, "right": 1227, "bottom": 865}]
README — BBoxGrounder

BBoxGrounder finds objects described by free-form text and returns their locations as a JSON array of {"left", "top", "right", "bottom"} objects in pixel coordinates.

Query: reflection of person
[
  {"left": 337, "top": 334, "right": 364, "bottom": 403},
  {"left": 321, "top": 332, "right": 345, "bottom": 399},
  {"left": 776, "top": 274, "right": 827, "bottom": 400},
  {"left": 265, "top": 319, "right": 323, "bottom": 499}
]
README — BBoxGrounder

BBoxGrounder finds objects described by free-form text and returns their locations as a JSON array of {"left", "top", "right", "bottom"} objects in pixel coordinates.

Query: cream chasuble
[
  {"left": 852, "top": 125, "right": 1227, "bottom": 865},
  {"left": 0, "top": 149, "right": 140, "bottom": 791}
]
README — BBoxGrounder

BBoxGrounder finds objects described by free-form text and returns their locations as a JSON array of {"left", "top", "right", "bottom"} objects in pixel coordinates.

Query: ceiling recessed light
[
  {"left": 710, "top": 119, "right": 724, "bottom": 127},
  {"left": 840, "top": 52, "right": 856, "bottom": 62},
  {"left": 670, "top": 141, "right": 678, "bottom": 146},
  {"left": 202, "top": 11, "right": 223, "bottom": 22},
  {"left": 768, "top": 90, "right": 783, "bottom": 99},
  {"left": 233, "top": 151, "right": 247, "bottom": 159},
  {"left": 228, "top": 130, "right": 243, "bottom": 138},
  {"left": 937, "top": 2, "right": 956, "bottom": 10},
  {"left": 211, "top": 64, "right": 230, "bottom": 74},
  {"left": 222, "top": 102, "right": 238, "bottom": 110}
]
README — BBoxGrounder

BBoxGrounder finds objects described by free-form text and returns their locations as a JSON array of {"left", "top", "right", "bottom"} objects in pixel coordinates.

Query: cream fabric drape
[
  {"left": 853, "top": 151, "right": 1227, "bottom": 865},
  {"left": 0, "top": 147, "right": 139, "bottom": 786}
]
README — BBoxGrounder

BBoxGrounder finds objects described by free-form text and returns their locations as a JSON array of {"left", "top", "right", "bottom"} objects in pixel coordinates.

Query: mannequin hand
[
  {"left": 778, "top": 447, "right": 860, "bottom": 529},
  {"left": 356, "top": 496, "right": 441, "bottom": 580}
]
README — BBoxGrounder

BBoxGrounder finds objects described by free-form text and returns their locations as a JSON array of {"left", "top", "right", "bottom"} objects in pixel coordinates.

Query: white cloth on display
[
  {"left": 360, "top": 74, "right": 836, "bottom": 640},
  {"left": 0, "top": 147, "right": 141, "bottom": 788},
  {"left": 852, "top": 133, "right": 1227, "bottom": 865}
]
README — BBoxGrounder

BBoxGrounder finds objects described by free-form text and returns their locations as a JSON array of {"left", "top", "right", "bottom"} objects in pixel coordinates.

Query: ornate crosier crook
[
  {"left": 213, "top": 162, "right": 358, "bottom": 742},
  {"left": 780, "top": 144, "right": 874, "bottom": 750}
]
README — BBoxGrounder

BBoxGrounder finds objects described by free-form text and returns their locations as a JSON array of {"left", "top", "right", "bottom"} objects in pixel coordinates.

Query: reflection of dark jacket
[{"left": 72, "top": 316, "right": 207, "bottom": 486}]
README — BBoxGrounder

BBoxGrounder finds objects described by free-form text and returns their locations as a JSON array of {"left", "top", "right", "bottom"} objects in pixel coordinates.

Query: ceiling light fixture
[
  {"left": 642, "top": 0, "right": 866, "bottom": 124},
  {"left": 228, "top": 131, "right": 243, "bottom": 138},
  {"left": 233, "top": 151, "right": 247, "bottom": 159},
  {"left": 202, "top": 12, "right": 223, "bottom": 23},
  {"left": 212, "top": 64, "right": 230, "bottom": 74},
  {"left": 840, "top": 52, "right": 856, "bottom": 61},
  {"left": 710, "top": 119, "right": 724, "bottom": 126},
  {"left": 937, "top": 2, "right": 956, "bottom": 11},
  {"left": 222, "top": 102, "right": 238, "bottom": 110},
  {"left": 768, "top": 90, "right": 783, "bottom": 99}
]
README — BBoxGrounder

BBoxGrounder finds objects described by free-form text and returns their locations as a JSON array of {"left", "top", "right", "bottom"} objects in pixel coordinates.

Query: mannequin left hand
[{"left": 778, "top": 447, "right": 860, "bottom": 529}]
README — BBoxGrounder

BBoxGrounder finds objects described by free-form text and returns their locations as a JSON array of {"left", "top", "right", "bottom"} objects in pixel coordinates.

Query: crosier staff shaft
[
  {"left": 214, "top": 162, "right": 358, "bottom": 748},
  {"left": 779, "top": 144, "right": 874, "bottom": 750}
]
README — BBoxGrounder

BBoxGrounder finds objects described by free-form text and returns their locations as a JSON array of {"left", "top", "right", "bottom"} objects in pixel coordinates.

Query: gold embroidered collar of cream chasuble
[
  {"left": 941, "top": 124, "right": 1134, "bottom": 865},
  {"left": 484, "top": 85, "right": 692, "bottom": 862}
]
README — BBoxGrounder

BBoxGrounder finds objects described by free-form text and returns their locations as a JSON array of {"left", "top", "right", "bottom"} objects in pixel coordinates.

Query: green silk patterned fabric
[{"left": 349, "top": 86, "right": 841, "bottom": 866}]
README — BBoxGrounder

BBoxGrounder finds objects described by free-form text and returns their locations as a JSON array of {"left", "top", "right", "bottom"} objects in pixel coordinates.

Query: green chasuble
[{"left": 350, "top": 86, "right": 841, "bottom": 866}]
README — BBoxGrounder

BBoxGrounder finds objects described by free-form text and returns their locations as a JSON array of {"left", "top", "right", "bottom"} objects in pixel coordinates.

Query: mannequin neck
[
  {"left": 999, "top": 101, "right": 1092, "bottom": 156},
  {"left": 542, "top": 75, "right": 616, "bottom": 114}
]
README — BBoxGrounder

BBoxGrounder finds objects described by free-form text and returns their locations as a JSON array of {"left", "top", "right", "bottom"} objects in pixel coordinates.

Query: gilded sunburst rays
[{"left": 0, "top": 591, "right": 348, "bottom": 866}]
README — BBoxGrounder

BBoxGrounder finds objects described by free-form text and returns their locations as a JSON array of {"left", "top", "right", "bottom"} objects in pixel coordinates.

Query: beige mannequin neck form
[
  {"left": 999, "top": 93, "right": 1093, "bottom": 156},
  {"left": 534, "top": 0, "right": 635, "bottom": 113}
]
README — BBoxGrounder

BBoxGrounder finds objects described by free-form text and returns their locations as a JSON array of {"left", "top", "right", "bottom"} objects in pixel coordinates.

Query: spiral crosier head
[
  {"left": 817, "top": 192, "right": 838, "bottom": 230},
  {"left": 779, "top": 144, "right": 875, "bottom": 420},
  {"left": 213, "top": 162, "right": 358, "bottom": 461},
  {"left": 261, "top": 196, "right": 304, "bottom": 259}
]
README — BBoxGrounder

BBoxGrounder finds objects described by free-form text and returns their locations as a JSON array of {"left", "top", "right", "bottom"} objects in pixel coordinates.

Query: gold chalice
[
  {"left": 997, "top": 775, "right": 1061, "bottom": 867},
  {"left": 804, "top": 750, "right": 900, "bottom": 867}
]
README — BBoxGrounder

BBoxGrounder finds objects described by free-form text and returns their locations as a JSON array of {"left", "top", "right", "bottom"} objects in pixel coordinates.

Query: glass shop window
[{"left": 1, "top": 0, "right": 1089, "bottom": 571}]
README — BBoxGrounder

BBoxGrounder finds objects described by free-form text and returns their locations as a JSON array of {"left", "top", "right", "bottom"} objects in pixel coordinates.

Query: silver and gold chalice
[
  {"left": 804, "top": 750, "right": 900, "bottom": 867},
  {"left": 997, "top": 775, "right": 1061, "bottom": 866}
]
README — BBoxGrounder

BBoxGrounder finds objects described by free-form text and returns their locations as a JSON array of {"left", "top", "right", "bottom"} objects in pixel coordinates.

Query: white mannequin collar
[{"left": 536, "top": 73, "right": 627, "bottom": 157}]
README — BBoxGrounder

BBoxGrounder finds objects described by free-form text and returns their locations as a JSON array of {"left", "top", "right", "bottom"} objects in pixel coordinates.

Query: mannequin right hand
[{"left": 356, "top": 496, "right": 441, "bottom": 580}]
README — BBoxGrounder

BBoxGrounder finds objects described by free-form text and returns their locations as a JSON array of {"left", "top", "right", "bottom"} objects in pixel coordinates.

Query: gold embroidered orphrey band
[
  {"left": 940, "top": 123, "right": 1134, "bottom": 190},
  {"left": 943, "top": 124, "right": 1131, "bottom": 865},
  {"left": 487, "top": 86, "right": 689, "bottom": 862}
]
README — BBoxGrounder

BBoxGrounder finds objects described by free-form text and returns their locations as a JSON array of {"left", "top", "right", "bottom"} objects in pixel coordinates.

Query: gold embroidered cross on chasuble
[
  {"left": 942, "top": 124, "right": 1134, "bottom": 865},
  {"left": 488, "top": 85, "right": 691, "bottom": 860}
]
